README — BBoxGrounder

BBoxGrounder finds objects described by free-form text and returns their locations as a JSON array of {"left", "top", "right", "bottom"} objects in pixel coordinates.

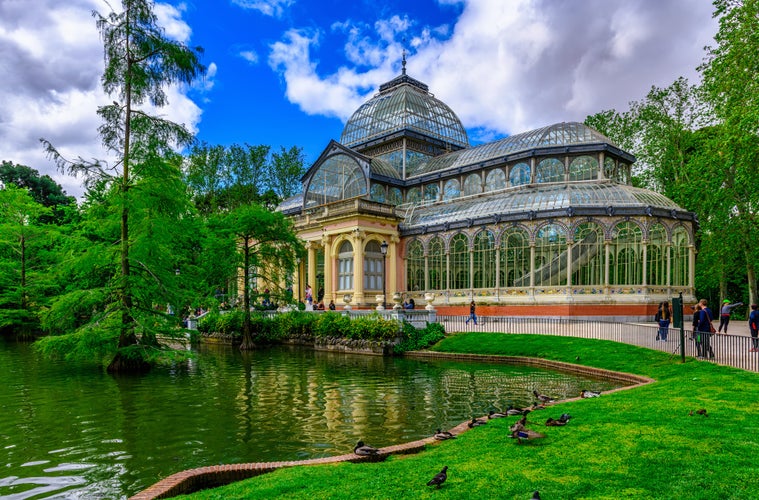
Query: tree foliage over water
[{"left": 18, "top": 0, "right": 302, "bottom": 371}]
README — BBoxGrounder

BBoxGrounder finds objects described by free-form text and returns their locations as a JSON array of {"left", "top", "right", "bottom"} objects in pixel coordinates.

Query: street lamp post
[{"left": 380, "top": 240, "right": 388, "bottom": 311}]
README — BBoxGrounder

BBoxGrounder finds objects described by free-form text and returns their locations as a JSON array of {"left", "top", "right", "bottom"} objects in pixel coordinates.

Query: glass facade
[
  {"left": 289, "top": 70, "right": 696, "bottom": 311},
  {"left": 305, "top": 153, "right": 367, "bottom": 207}
]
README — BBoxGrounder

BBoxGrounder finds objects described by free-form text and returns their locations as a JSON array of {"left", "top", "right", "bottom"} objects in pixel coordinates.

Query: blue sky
[{"left": 0, "top": 0, "right": 718, "bottom": 199}]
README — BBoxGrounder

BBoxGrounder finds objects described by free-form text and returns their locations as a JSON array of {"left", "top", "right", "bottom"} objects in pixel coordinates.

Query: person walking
[
  {"left": 465, "top": 300, "right": 478, "bottom": 326},
  {"left": 718, "top": 299, "right": 743, "bottom": 333},
  {"left": 697, "top": 299, "right": 715, "bottom": 359},
  {"left": 749, "top": 304, "right": 759, "bottom": 352},
  {"left": 657, "top": 301, "right": 671, "bottom": 342},
  {"left": 691, "top": 304, "right": 703, "bottom": 357}
]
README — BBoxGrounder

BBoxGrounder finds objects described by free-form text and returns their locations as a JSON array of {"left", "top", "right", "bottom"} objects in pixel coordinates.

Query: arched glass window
[
  {"left": 463, "top": 174, "right": 482, "bottom": 196},
  {"left": 500, "top": 228, "right": 530, "bottom": 287},
  {"left": 338, "top": 240, "right": 354, "bottom": 290},
  {"left": 510, "top": 162, "right": 530, "bottom": 186},
  {"left": 406, "top": 240, "right": 424, "bottom": 292},
  {"left": 572, "top": 222, "right": 604, "bottom": 286},
  {"left": 428, "top": 236, "right": 446, "bottom": 290},
  {"left": 305, "top": 153, "right": 367, "bottom": 207},
  {"left": 442, "top": 179, "right": 460, "bottom": 201},
  {"left": 406, "top": 187, "right": 422, "bottom": 204},
  {"left": 569, "top": 156, "right": 599, "bottom": 182},
  {"left": 610, "top": 221, "right": 643, "bottom": 285},
  {"left": 450, "top": 233, "right": 470, "bottom": 289},
  {"left": 536, "top": 158, "right": 564, "bottom": 183},
  {"left": 647, "top": 223, "right": 667, "bottom": 286},
  {"left": 533, "top": 224, "right": 568, "bottom": 286},
  {"left": 424, "top": 183, "right": 439, "bottom": 202},
  {"left": 388, "top": 187, "right": 402, "bottom": 205},
  {"left": 485, "top": 169, "right": 507, "bottom": 192},
  {"left": 473, "top": 230, "right": 496, "bottom": 288},
  {"left": 364, "top": 240, "right": 384, "bottom": 291},
  {"left": 370, "top": 183, "right": 385, "bottom": 203},
  {"left": 604, "top": 157, "right": 616, "bottom": 180},
  {"left": 671, "top": 227, "right": 690, "bottom": 286}
]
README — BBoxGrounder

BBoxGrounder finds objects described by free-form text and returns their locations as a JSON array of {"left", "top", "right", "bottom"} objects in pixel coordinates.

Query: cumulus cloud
[
  {"left": 0, "top": 0, "right": 206, "bottom": 199},
  {"left": 268, "top": 0, "right": 717, "bottom": 143}
]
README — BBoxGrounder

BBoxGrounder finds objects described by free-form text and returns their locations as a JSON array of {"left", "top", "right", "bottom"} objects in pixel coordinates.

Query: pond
[{"left": 0, "top": 339, "right": 622, "bottom": 499}]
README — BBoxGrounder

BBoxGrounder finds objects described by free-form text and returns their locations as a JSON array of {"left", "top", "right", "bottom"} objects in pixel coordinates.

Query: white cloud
[
  {"left": 0, "top": 0, "right": 206, "bottom": 199},
  {"left": 240, "top": 50, "right": 259, "bottom": 64},
  {"left": 231, "top": 0, "right": 294, "bottom": 18},
  {"left": 268, "top": 0, "right": 717, "bottom": 143}
]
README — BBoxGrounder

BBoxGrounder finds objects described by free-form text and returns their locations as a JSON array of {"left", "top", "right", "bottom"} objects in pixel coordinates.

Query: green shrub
[
  {"left": 394, "top": 321, "right": 446, "bottom": 353},
  {"left": 314, "top": 312, "right": 351, "bottom": 338},
  {"left": 346, "top": 313, "right": 400, "bottom": 341}
]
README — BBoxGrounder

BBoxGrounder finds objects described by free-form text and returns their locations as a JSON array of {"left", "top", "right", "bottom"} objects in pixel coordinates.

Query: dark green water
[{"left": 0, "top": 339, "right": 620, "bottom": 499}]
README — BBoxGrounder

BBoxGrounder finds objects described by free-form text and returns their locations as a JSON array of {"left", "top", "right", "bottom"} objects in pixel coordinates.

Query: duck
[
  {"left": 434, "top": 428, "right": 456, "bottom": 440},
  {"left": 354, "top": 440, "right": 379, "bottom": 456},
  {"left": 580, "top": 389, "right": 601, "bottom": 398},
  {"left": 488, "top": 410, "right": 509, "bottom": 419},
  {"left": 426, "top": 466, "right": 448, "bottom": 488},
  {"left": 515, "top": 409, "right": 531, "bottom": 427},
  {"left": 506, "top": 406, "right": 525, "bottom": 416},
  {"left": 511, "top": 428, "right": 545, "bottom": 444},
  {"left": 533, "top": 390, "right": 554, "bottom": 404},
  {"left": 558, "top": 413, "right": 572, "bottom": 423},
  {"left": 531, "top": 491, "right": 541, "bottom": 500},
  {"left": 689, "top": 408, "right": 709, "bottom": 417},
  {"left": 468, "top": 417, "right": 488, "bottom": 428},
  {"left": 545, "top": 417, "right": 567, "bottom": 427}
]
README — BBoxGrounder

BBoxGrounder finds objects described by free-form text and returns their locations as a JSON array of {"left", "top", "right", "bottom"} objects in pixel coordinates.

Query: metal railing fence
[{"left": 437, "top": 315, "right": 759, "bottom": 373}]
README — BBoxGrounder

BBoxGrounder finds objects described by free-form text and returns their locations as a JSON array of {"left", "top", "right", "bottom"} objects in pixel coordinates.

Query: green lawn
[{"left": 177, "top": 332, "right": 759, "bottom": 499}]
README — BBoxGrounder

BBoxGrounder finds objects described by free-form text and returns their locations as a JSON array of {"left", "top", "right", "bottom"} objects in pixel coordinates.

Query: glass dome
[{"left": 341, "top": 74, "right": 469, "bottom": 149}]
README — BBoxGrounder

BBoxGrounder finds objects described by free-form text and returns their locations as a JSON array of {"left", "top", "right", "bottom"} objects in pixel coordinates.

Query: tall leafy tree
[
  {"left": 269, "top": 145, "right": 306, "bottom": 200},
  {"left": 39, "top": 0, "right": 204, "bottom": 372},
  {"left": 700, "top": 0, "right": 759, "bottom": 305},
  {"left": 0, "top": 185, "right": 59, "bottom": 338},
  {"left": 0, "top": 161, "right": 76, "bottom": 224},
  {"left": 212, "top": 205, "right": 302, "bottom": 350}
]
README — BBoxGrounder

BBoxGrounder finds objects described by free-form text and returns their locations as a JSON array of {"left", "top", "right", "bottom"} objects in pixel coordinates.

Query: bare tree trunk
[
  {"left": 746, "top": 250, "right": 757, "bottom": 308},
  {"left": 240, "top": 238, "right": 255, "bottom": 350}
]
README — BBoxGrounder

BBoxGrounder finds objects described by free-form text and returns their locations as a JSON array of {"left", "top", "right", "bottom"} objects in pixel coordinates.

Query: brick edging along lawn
[{"left": 129, "top": 352, "right": 654, "bottom": 500}]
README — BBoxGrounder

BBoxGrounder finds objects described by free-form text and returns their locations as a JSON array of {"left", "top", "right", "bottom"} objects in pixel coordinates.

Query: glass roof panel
[
  {"left": 407, "top": 122, "right": 618, "bottom": 178},
  {"left": 400, "top": 182, "right": 681, "bottom": 230}
]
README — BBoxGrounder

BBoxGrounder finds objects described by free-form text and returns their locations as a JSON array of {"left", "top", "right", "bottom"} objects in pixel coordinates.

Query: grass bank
[{"left": 176, "top": 332, "right": 759, "bottom": 499}]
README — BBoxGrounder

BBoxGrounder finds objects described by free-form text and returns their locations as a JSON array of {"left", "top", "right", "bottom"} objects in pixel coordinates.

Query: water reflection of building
[{"left": 279, "top": 61, "right": 697, "bottom": 320}]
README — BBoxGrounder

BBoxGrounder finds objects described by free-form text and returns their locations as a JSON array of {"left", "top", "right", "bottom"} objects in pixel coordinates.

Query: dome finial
[{"left": 401, "top": 38, "right": 407, "bottom": 75}]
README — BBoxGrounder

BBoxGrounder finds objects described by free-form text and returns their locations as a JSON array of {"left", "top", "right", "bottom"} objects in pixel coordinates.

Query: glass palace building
[{"left": 278, "top": 67, "right": 697, "bottom": 319}]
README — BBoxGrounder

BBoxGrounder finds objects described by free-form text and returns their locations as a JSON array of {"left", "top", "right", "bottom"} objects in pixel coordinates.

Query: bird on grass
[
  {"left": 354, "top": 441, "right": 379, "bottom": 456},
  {"left": 506, "top": 406, "right": 525, "bottom": 416},
  {"left": 689, "top": 408, "right": 709, "bottom": 417},
  {"left": 488, "top": 410, "right": 509, "bottom": 419},
  {"left": 545, "top": 417, "right": 567, "bottom": 427},
  {"left": 426, "top": 466, "right": 448, "bottom": 488},
  {"left": 533, "top": 390, "right": 554, "bottom": 404},
  {"left": 434, "top": 428, "right": 456, "bottom": 440},
  {"left": 580, "top": 389, "right": 601, "bottom": 398},
  {"left": 468, "top": 417, "right": 487, "bottom": 428},
  {"left": 558, "top": 413, "right": 572, "bottom": 423},
  {"left": 511, "top": 428, "right": 545, "bottom": 444},
  {"left": 531, "top": 491, "right": 541, "bottom": 500}
]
